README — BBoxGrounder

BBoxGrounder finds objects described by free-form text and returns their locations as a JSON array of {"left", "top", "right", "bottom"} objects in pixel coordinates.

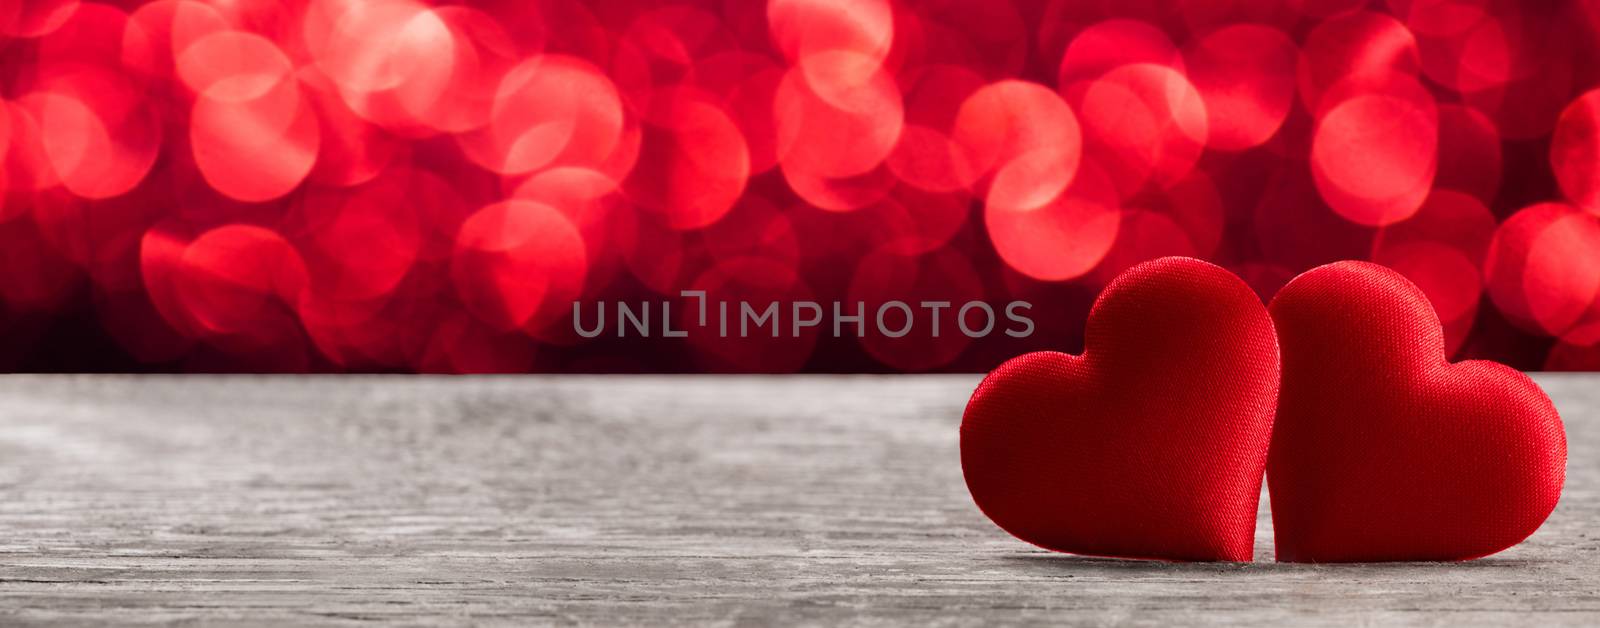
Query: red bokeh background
[{"left": 1, "top": 0, "right": 1599, "bottom": 372}]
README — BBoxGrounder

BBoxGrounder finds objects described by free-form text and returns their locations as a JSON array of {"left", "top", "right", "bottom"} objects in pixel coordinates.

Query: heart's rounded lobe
[
  {"left": 961, "top": 257, "right": 1280, "bottom": 561},
  {"left": 1268, "top": 261, "right": 1566, "bottom": 562}
]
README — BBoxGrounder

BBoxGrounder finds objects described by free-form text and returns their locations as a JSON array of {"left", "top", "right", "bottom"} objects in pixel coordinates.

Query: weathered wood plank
[{"left": 0, "top": 375, "right": 1595, "bottom": 626}]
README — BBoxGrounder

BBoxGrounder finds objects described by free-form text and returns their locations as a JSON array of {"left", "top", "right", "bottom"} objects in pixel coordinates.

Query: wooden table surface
[{"left": 0, "top": 375, "right": 1595, "bottom": 626}]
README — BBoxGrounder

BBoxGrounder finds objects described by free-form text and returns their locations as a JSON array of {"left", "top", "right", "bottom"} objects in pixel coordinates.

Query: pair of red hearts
[{"left": 961, "top": 257, "right": 1566, "bottom": 562}]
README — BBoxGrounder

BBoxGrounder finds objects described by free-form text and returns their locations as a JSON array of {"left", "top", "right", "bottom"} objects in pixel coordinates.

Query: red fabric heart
[
  {"left": 1268, "top": 261, "right": 1566, "bottom": 562},
  {"left": 961, "top": 257, "right": 1279, "bottom": 561}
]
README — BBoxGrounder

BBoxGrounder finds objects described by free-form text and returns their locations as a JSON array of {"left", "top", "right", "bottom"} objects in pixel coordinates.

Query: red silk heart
[
  {"left": 1268, "top": 261, "right": 1566, "bottom": 562},
  {"left": 961, "top": 257, "right": 1279, "bottom": 561}
]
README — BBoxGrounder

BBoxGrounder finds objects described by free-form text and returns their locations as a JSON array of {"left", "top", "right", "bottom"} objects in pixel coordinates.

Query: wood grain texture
[{"left": 0, "top": 375, "right": 1595, "bottom": 626}]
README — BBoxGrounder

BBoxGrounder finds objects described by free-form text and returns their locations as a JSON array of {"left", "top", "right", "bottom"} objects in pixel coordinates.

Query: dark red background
[{"left": 2, "top": 0, "right": 1599, "bottom": 373}]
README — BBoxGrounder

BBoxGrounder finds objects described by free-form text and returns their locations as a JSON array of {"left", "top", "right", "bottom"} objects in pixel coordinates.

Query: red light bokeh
[{"left": 0, "top": 0, "right": 1598, "bottom": 372}]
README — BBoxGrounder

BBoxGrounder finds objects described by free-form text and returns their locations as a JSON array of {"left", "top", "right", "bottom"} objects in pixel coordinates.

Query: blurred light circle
[
  {"left": 140, "top": 223, "right": 203, "bottom": 338},
  {"left": 301, "top": 72, "right": 404, "bottom": 188},
  {"left": 457, "top": 55, "right": 625, "bottom": 176},
  {"left": 782, "top": 161, "right": 897, "bottom": 212},
  {"left": 175, "top": 225, "right": 309, "bottom": 336},
  {"left": 36, "top": 2, "right": 152, "bottom": 75},
  {"left": 1552, "top": 89, "right": 1600, "bottom": 216},
  {"left": 296, "top": 294, "right": 406, "bottom": 369},
  {"left": 25, "top": 74, "right": 162, "bottom": 200},
  {"left": 1451, "top": 17, "right": 1511, "bottom": 92},
  {"left": 1311, "top": 89, "right": 1437, "bottom": 226},
  {"left": 1484, "top": 203, "right": 1600, "bottom": 336},
  {"left": 1545, "top": 322, "right": 1600, "bottom": 370},
  {"left": 289, "top": 177, "right": 423, "bottom": 302},
  {"left": 451, "top": 200, "right": 588, "bottom": 333},
  {"left": 1521, "top": 210, "right": 1600, "bottom": 335},
  {"left": 310, "top": 0, "right": 453, "bottom": 95},
  {"left": 1057, "top": 19, "right": 1182, "bottom": 86},
  {"left": 0, "top": 0, "right": 79, "bottom": 38},
  {"left": 1461, "top": 10, "right": 1579, "bottom": 140},
  {"left": 773, "top": 50, "right": 904, "bottom": 179},
  {"left": 1373, "top": 189, "right": 1496, "bottom": 264},
  {"left": 767, "top": 0, "right": 894, "bottom": 66},
  {"left": 985, "top": 163, "right": 1121, "bottom": 281},
  {"left": 190, "top": 73, "right": 321, "bottom": 202},
  {"left": 1, "top": 103, "right": 63, "bottom": 215},
  {"left": 1414, "top": 10, "right": 1508, "bottom": 94},
  {"left": 1184, "top": 24, "right": 1297, "bottom": 151},
  {"left": 1070, "top": 63, "right": 1208, "bottom": 197},
  {"left": 624, "top": 89, "right": 750, "bottom": 230},
  {"left": 513, "top": 167, "right": 634, "bottom": 302},
  {"left": 1297, "top": 11, "right": 1420, "bottom": 112},
  {"left": 410, "top": 6, "right": 521, "bottom": 134},
  {"left": 127, "top": 1, "right": 233, "bottom": 73},
  {"left": 176, "top": 30, "right": 293, "bottom": 102},
  {"left": 20, "top": 6, "right": 161, "bottom": 201},
  {"left": 886, "top": 125, "right": 972, "bottom": 194},
  {"left": 952, "top": 79, "right": 1082, "bottom": 212}
]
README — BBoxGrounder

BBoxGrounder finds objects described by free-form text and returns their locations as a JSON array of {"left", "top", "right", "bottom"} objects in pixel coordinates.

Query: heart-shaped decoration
[
  {"left": 1268, "top": 261, "right": 1566, "bottom": 562},
  {"left": 961, "top": 257, "right": 1279, "bottom": 561}
]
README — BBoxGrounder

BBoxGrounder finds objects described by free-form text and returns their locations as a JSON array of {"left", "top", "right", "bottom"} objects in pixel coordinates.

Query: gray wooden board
[{"left": 0, "top": 375, "right": 1595, "bottom": 626}]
